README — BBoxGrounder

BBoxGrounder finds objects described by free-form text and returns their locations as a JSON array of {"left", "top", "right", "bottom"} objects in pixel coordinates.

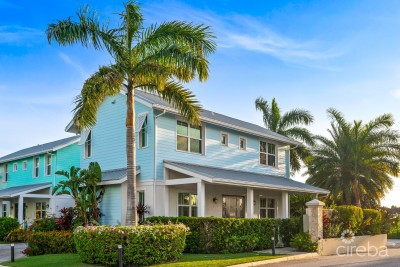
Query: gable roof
[
  {"left": 164, "top": 160, "right": 329, "bottom": 195},
  {"left": 0, "top": 136, "right": 79, "bottom": 164},
  {"left": 0, "top": 183, "right": 52, "bottom": 198}
]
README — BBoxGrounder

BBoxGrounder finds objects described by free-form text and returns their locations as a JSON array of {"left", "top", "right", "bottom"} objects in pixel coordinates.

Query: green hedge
[
  {"left": 335, "top": 205, "right": 363, "bottom": 234},
  {"left": 146, "top": 217, "right": 300, "bottom": 253},
  {"left": 24, "top": 231, "right": 75, "bottom": 256},
  {"left": 361, "top": 209, "right": 382, "bottom": 235},
  {"left": 5, "top": 228, "right": 31, "bottom": 243},
  {"left": 74, "top": 224, "right": 188, "bottom": 266},
  {"left": 0, "top": 217, "right": 19, "bottom": 241}
]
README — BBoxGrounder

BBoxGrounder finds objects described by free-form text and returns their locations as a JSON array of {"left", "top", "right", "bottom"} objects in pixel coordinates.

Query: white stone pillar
[
  {"left": 18, "top": 196, "right": 23, "bottom": 223},
  {"left": 246, "top": 188, "right": 254, "bottom": 218},
  {"left": 281, "top": 191, "right": 289, "bottom": 218},
  {"left": 197, "top": 181, "right": 205, "bottom": 217},
  {"left": 305, "top": 199, "right": 325, "bottom": 242}
]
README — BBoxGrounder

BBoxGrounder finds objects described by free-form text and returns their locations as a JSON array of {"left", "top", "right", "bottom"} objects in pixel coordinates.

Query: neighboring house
[
  {"left": 66, "top": 90, "right": 329, "bottom": 225},
  {"left": 0, "top": 136, "right": 79, "bottom": 224}
]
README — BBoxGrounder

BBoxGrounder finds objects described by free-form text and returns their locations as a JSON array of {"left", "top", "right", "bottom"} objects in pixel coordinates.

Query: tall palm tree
[
  {"left": 255, "top": 97, "right": 314, "bottom": 173},
  {"left": 46, "top": 2, "right": 216, "bottom": 225},
  {"left": 305, "top": 108, "right": 400, "bottom": 207}
]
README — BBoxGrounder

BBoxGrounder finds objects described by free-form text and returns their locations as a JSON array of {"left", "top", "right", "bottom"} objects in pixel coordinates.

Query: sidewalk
[{"left": 0, "top": 243, "right": 27, "bottom": 264}]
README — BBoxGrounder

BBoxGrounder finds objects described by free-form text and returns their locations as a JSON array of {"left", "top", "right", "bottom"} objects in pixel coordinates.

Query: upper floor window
[
  {"left": 22, "top": 161, "right": 27, "bottom": 170},
  {"left": 239, "top": 137, "right": 247, "bottom": 150},
  {"left": 3, "top": 164, "right": 8, "bottom": 182},
  {"left": 221, "top": 133, "right": 228, "bottom": 146},
  {"left": 259, "top": 198, "right": 276, "bottom": 218},
  {"left": 33, "top": 157, "right": 39, "bottom": 178},
  {"left": 260, "top": 141, "right": 276, "bottom": 167},
  {"left": 178, "top": 192, "right": 197, "bottom": 217},
  {"left": 45, "top": 154, "right": 52, "bottom": 176},
  {"left": 139, "top": 116, "right": 148, "bottom": 148},
  {"left": 176, "top": 121, "right": 203, "bottom": 154},
  {"left": 13, "top": 163, "right": 18, "bottom": 172},
  {"left": 85, "top": 131, "right": 92, "bottom": 158}
]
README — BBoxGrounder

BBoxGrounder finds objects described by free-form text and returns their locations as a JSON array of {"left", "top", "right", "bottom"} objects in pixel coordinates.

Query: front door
[
  {"left": 14, "top": 203, "right": 26, "bottom": 220},
  {"left": 222, "top": 195, "right": 244, "bottom": 218}
]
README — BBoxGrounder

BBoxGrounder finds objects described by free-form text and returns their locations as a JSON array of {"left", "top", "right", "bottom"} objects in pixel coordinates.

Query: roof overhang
[{"left": 0, "top": 183, "right": 52, "bottom": 198}]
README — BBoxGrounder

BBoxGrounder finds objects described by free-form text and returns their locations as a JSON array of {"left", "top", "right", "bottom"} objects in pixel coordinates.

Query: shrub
[
  {"left": 224, "top": 234, "right": 259, "bottom": 253},
  {"left": 290, "top": 232, "right": 318, "bottom": 252},
  {"left": 32, "top": 217, "right": 58, "bottom": 232},
  {"left": 361, "top": 209, "right": 382, "bottom": 235},
  {"left": 335, "top": 205, "right": 363, "bottom": 234},
  {"left": 146, "top": 216, "right": 300, "bottom": 253},
  {"left": 56, "top": 207, "right": 75, "bottom": 231},
  {"left": 74, "top": 224, "right": 188, "bottom": 266},
  {"left": 5, "top": 228, "right": 31, "bottom": 243},
  {"left": 24, "top": 231, "right": 75, "bottom": 256},
  {"left": 0, "top": 217, "right": 19, "bottom": 240}
]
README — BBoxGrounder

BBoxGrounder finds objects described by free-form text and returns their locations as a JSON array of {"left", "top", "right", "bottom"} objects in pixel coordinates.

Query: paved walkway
[{"left": 0, "top": 243, "right": 26, "bottom": 263}]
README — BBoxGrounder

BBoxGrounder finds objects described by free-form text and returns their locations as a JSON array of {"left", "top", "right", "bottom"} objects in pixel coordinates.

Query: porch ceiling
[
  {"left": 0, "top": 183, "right": 52, "bottom": 198},
  {"left": 164, "top": 161, "right": 329, "bottom": 195}
]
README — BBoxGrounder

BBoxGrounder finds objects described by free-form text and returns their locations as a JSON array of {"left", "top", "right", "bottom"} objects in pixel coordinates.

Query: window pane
[
  {"left": 260, "top": 141, "right": 266, "bottom": 153},
  {"left": 177, "top": 121, "right": 188, "bottom": 136},
  {"left": 268, "top": 199, "right": 275, "bottom": 208},
  {"left": 240, "top": 138, "right": 246, "bottom": 149},
  {"left": 221, "top": 134, "right": 227, "bottom": 145},
  {"left": 260, "top": 209, "right": 267, "bottom": 218},
  {"left": 177, "top": 136, "right": 188, "bottom": 151},
  {"left": 191, "top": 207, "right": 197, "bottom": 217},
  {"left": 260, "top": 198, "right": 266, "bottom": 208},
  {"left": 42, "top": 202, "right": 46, "bottom": 209},
  {"left": 268, "top": 155, "right": 276, "bottom": 166},
  {"left": 190, "top": 125, "right": 202, "bottom": 139},
  {"left": 190, "top": 194, "right": 198, "bottom": 206},
  {"left": 178, "top": 206, "right": 190, "bottom": 216},
  {"left": 178, "top": 193, "right": 190, "bottom": 205},
  {"left": 190, "top": 138, "right": 202, "bottom": 154},
  {"left": 268, "top": 143, "right": 276, "bottom": 154},
  {"left": 260, "top": 153, "right": 267, "bottom": 165},
  {"left": 268, "top": 209, "right": 275, "bottom": 218}
]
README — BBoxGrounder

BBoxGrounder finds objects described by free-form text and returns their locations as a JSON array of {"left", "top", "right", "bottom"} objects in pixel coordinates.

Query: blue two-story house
[
  {"left": 66, "top": 90, "right": 328, "bottom": 225},
  {"left": 0, "top": 136, "right": 79, "bottom": 223}
]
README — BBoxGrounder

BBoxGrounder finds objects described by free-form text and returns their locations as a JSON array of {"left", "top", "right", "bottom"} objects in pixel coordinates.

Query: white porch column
[
  {"left": 246, "top": 188, "right": 254, "bottom": 218},
  {"left": 281, "top": 191, "right": 289, "bottom": 218},
  {"left": 197, "top": 181, "right": 205, "bottom": 217},
  {"left": 18, "top": 195, "right": 23, "bottom": 223}
]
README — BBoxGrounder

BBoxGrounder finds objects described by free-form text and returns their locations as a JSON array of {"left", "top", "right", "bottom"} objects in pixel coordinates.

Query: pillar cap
[{"left": 305, "top": 199, "right": 325, "bottom": 207}]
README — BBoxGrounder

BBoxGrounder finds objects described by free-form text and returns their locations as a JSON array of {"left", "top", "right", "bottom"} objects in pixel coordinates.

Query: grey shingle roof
[
  {"left": 0, "top": 183, "right": 52, "bottom": 198},
  {"left": 0, "top": 136, "right": 79, "bottom": 164},
  {"left": 101, "top": 166, "right": 141, "bottom": 182},
  {"left": 164, "top": 160, "right": 329, "bottom": 194},
  {"left": 135, "top": 90, "right": 300, "bottom": 146}
]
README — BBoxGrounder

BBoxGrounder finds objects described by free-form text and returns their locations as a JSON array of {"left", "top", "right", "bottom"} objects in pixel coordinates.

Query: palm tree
[
  {"left": 305, "top": 108, "right": 400, "bottom": 207},
  {"left": 255, "top": 97, "right": 314, "bottom": 173},
  {"left": 46, "top": 2, "right": 216, "bottom": 225}
]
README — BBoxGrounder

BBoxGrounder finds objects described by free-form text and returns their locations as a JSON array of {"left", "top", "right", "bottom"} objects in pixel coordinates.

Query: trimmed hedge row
[
  {"left": 74, "top": 224, "right": 188, "bottom": 266},
  {"left": 0, "top": 217, "right": 19, "bottom": 240},
  {"left": 146, "top": 216, "right": 300, "bottom": 253},
  {"left": 24, "top": 231, "right": 75, "bottom": 256}
]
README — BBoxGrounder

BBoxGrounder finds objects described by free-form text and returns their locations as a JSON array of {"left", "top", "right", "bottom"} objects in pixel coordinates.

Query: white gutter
[{"left": 153, "top": 110, "right": 167, "bottom": 215}]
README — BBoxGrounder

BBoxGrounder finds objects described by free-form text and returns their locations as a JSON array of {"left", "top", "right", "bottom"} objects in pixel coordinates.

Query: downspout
[{"left": 153, "top": 110, "right": 166, "bottom": 215}]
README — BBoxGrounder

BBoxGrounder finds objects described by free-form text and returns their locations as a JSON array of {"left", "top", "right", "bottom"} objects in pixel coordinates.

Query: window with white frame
[
  {"left": 221, "top": 133, "right": 228, "bottom": 146},
  {"left": 2, "top": 203, "right": 6, "bottom": 217},
  {"left": 45, "top": 154, "right": 52, "bottom": 176},
  {"left": 138, "top": 191, "right": 145, "bottom": 222},
  {"left": 178, "top": 193, "right": 197, "bottom": 217},
  {"left": 3, "top": 164, "right": 8, "bottom": 182},
  {"left": 260, "top": 141, "right": 276, "bottom": 167},
  {"left": 35, "top": 202, "right": 47, "bottom": 219},
  {"left": 13, "top": 163, "right": 17, "bottom": 172},
  {"left": 33, "top": 157, "right": 39, "bottom": 178},
  {"left": 85, "top": 131, "right": 92, "bottom": 158},
  {"left": 239, "top": 137, "right": 247, "bottom": 150},
  {"left": 259, "top": 198, "right": 276, "bottom": 218},
  {"left": 139, "top": 116, "right": 148, "bottom": 148},
  {"left": 22, "top": 161, "right": 27, "bottom": 170},
  {"left": 176, "top": 121, "right": 203, "bottom": 154}
]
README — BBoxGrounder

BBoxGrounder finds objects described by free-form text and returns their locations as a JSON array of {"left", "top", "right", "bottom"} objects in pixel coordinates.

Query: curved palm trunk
[{"left": 126, "top": 84, "right": 138, "bottom": 225}]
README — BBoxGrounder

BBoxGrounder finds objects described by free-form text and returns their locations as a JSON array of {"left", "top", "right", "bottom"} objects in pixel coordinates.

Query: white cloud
[
  {"left": 0, "top": 25, "right": 43, "bottom": 45},
  {"left": 390, "top": 89, "right": 400, "bottom": 98},
  {"left": 59, "top": 52, "right": 89, "bottom": 78}
]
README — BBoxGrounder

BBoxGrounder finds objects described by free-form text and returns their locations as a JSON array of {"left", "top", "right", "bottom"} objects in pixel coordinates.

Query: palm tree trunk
[
  {"left": 126, "top": 82, "right": 138, "bottom": 226},
  {"left": 353, "top": 179, "right": 361, "bottom": 207}
]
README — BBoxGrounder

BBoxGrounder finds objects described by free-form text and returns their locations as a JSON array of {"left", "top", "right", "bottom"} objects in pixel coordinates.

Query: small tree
[{"left": 53, "top": 162, "right": 105, "bottom": 226}]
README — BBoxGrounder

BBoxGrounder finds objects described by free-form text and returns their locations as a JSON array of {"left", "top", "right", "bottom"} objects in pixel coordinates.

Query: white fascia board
[
  {"left": 164, "top": 163, "right": 213, "bottom": 183},
  {"left": 165, "top": 178, "right": 201, "bottom": 185},
  {"left": 10, "top": 184, "right": 52, "bottom": 198}
]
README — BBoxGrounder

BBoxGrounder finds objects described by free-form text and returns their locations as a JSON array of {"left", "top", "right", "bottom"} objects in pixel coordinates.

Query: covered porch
[{"left": 164, "top": 161, "right": 329, "bottom": 219}]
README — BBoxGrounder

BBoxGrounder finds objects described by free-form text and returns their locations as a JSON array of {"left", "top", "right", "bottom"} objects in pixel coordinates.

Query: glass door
[{"left": 222, "top": 195, "right": 244, "bottom": 218}]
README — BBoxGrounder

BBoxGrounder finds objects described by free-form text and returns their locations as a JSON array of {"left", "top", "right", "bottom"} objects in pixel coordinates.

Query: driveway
[{"left": 0, "top": 243, "right": 26, "bottom": 263}]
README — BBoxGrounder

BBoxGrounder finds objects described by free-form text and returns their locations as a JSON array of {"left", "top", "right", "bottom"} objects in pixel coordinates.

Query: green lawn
[{"left": 2, "top": 253, "right": 286, "bottom": 267}]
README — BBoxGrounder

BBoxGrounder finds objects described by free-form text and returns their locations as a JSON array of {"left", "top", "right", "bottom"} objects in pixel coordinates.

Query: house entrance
[{"left": 222, "top": 195, "right": 244, "bottom": 218}]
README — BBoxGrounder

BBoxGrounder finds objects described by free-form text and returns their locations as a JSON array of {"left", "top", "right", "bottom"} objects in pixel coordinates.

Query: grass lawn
[{"left": 2, "top": 253, "right": 286, "bottom": 267}]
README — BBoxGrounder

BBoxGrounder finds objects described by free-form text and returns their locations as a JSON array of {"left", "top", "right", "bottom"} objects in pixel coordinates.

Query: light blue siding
[
  {"left": 156, "top": 113, "right": 287, "bottom": 179},
  {"left": 100, "top": 184, "right": 122, "bottom": 225},
  {"left": 80, "top": 94, "right": 154, "bottom": 180}
]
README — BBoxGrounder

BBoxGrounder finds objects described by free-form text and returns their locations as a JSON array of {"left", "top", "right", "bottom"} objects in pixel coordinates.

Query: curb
[{"left": 227, "top": 252, "right": 319, "bottom": 267}]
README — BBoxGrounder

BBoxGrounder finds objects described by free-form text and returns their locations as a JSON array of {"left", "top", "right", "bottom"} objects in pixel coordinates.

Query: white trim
[
  {"left": 32, "top": 157, "right": 40, "bottom": 178},
  {"left": 165, "top": 178, "right": 201, "bottom": 185},
  {"left": 239, "top": 136, "right": 247, "bottom": 150},
  {"left": 44, "top": 154, "right": 52, "bottom": 176},
  {"left": 78, "top": 130, "right": 90, "bottom": 145},
  {"left": 220, "top": 132, "right": 229, "bottom": 146},
  {"left": 21, "top": 193, "right": 52, "bottom": 198},
  {"left": 259, "top": 196, "right": 277, "bottom": 218},
  {"left": 175, "top": 119, "right": 205, "bottom": 155},
  {"left": 8, "top": 184, "right": 52, "bottom": 198},
  {"left": 259, "top": 140, "right": 278, "bottom": 168},
  {"left": 164, "top": 163, "right": 213, "bottom": 183},
  {"left": 22, "top": 161, "right": 27, "bottom": 171},
  {"left": 13, "top": 163, "right": 18, "bottom": 172}
]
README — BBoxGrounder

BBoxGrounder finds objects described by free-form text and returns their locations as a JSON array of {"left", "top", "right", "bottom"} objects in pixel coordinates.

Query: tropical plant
[
  {"left": 53, "top": 162, "right": 105, "bottom": 226},
  {"left": 46, "top": 1, "right": 216, "bottom": 225},
  {"left": 255, "top": 97, "right": 314, "bottom": 173},
  {"left": 305, "top": 108, "right": 400, "bottom": 207}
]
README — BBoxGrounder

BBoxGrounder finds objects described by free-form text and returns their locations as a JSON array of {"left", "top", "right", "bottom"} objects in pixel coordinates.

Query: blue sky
[{"left": 1, "top": 0, "right": 400, "bottom": 206}]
